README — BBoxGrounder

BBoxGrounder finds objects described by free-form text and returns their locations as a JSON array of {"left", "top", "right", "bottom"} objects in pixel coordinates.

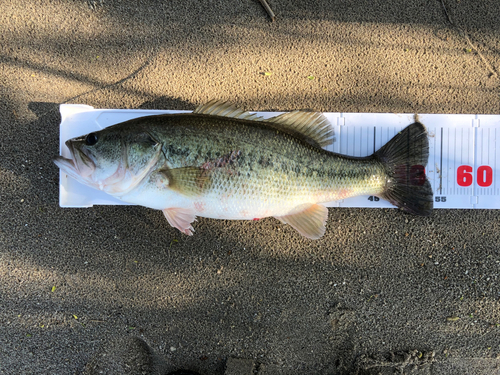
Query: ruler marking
[
  {"left": 347, "top": 127, "right": 354, "bottom": 155},
  {"left": 492, "top": 129, "right": 494, "bottom": 197},
  {"left": 339, "top": 119, "right": 342, "bottom": 154},
  {"left": 360, "top": 126, "right": 363, "bottom": 157},
  {"left": 460, "top": 127, "right": 463, "bottom": 164},
  {"left": 342, "top": 122, "right": 346, "bottom": 154},
  {"left": 439, "top": 127, "right": 443, "bottom": 195},
  {"left": 476, "top": 125, "right": 479, "bottom": 202},
  {"left": 432, "top": 127, "right": 437, "bottom": 195},
  {"left": 484, "top": 127, "right": 486, "bottom": 197},
  {"left": 472, "top": 125, "right": 476, "bottom": 206},
  {"left": 343, "top": 123, "right": 346, "bottom": 154},
  {"left": 353, "top": 127, "right": 356, "bottom": 156},
  {"left": 455, "top": 127, "right": 458, "bottom": 196},
  {"left": 361, "top": 126, "right": 364, "bottom": 156},
  {"left": 495, "top": 127, "right": 497, "bottom": 192},
  {"left": 482, "top": 127, "right": 485, "bottom": 196},
  {"left": 359, "top": 126, "right": 368, "bottom": 155},
  {"left": 360, "top": 127, "right": 363, "bottom": 156},
  {"left": 373, "top": 127, "right": 376, "bottom": 154},
  {"left": 354, "top": 126, "right": 357, "bottom": 155},
  {"left": 446, "top": 127, "right": 448, "bottom": 196},
  {"left": 482, "top": 127, "right": 484, "bottom": 168}
]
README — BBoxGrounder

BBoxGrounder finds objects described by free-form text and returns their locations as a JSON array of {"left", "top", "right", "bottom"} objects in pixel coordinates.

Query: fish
[{"left": 54, "top": 100, "right": 433, "bottom": 239}]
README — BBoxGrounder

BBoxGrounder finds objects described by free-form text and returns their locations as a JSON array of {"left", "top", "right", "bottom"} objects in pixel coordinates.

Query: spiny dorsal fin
[
  {"left": 194, "top": 100, "right": 334, "bottom": 148},
  {"left": 268, "top": 111, "right": 333, "bottom": 148},
  {"left": 193, "top": 100, "right": 263, "bottom": 121}
]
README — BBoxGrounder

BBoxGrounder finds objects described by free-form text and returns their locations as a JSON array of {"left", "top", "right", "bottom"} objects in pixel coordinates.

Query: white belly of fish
[
  {"left": 119, "top": 182, "right": 303, "bottom": 221},
  {"left": 116, "top": 180, "right": 191, "bottom": 211},
  {"left": 190, "top": 196, "right": 278, "bottom": 220}
]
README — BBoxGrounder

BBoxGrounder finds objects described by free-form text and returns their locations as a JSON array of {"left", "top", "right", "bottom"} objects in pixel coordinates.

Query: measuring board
[{"left": 58, "top": 104, "right": 500, "bottom": 210}]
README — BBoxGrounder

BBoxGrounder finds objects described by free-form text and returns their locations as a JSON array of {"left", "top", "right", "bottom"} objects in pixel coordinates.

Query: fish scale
[{"left": 144, "top": 114, "right": 385, "bottom": 219}]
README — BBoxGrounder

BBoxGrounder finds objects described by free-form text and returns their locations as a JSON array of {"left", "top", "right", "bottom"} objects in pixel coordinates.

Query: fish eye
[{"left": 85, "top": 133, "right": 98, "bottom": 146}]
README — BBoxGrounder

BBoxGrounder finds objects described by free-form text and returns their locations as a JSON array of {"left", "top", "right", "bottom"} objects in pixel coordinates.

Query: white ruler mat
[{"left": 58, "top": 105, "right": 500, "bottom": 210}]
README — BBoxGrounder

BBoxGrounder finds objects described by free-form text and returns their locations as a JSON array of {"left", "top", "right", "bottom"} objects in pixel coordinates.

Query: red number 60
[{"left": 457, "top": 165, "right": 493, "bottom": 187}]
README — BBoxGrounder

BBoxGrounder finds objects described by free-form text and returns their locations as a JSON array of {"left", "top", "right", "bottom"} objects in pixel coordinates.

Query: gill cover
[{"left": 55, "top": 127, "right": 163, "bottom": 196}]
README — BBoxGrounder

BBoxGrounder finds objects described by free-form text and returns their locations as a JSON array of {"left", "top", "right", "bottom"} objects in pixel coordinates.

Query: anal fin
[
  {"left": 275, "top": 203, "right": 328, "bottom": 240},
  {"left": 162, "top": 207, "right": 197, "bottom": 236}
]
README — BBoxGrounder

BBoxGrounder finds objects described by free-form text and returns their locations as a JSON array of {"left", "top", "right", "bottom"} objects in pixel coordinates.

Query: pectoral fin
[
  {"left": 162, "top": 207, "right": 197, "bottom": 236},
  {"left": 158, "top": 167, "right": 209, "bottom": 197},
  {"left": 275, "top": 204, "right": 328, "bottom": 240}
]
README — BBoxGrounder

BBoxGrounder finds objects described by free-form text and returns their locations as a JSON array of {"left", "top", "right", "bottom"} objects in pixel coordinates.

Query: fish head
[{"left": 54, "top": 126, "right": 162, "bottom": 194}]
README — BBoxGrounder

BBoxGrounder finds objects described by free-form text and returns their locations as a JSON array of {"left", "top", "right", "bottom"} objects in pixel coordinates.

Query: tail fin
[{"left": 375, "top": 122, "right": 433, "bottom": 216}]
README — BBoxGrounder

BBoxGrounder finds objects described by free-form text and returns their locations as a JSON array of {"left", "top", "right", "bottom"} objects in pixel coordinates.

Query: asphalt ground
[{"left": 1, "top": 0, "right": 499, "bottom": 374}]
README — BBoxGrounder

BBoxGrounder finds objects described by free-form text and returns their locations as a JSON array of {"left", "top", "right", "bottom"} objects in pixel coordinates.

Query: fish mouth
[
  {"left": 53, "top": 141, "right": 96, "bottom": 185},
  {"left": 53, "top": 155, "right": 77, "bottom": 175},
  {"left": 53, "top": 154, "right": 87, "bottom": 185}
]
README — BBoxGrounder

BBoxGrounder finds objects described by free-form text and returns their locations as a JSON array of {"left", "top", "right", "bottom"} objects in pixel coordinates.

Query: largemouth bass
[{"left": 54, "top": 101, "right": 433, "bottom": 239}]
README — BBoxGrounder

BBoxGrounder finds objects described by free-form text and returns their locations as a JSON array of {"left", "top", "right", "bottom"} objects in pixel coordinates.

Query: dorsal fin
[
  {"left": 193, "top": 100, "right": 263, "bottom": 121},
  {"left": 194, "top": 100, "right": 334, "bottom": 148},
  {"left": 268, "top": 111, "right": 333, "bottom": 148}
]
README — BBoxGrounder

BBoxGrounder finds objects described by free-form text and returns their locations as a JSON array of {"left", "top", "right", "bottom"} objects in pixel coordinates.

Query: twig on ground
[
  {"left": 440, "top": 0, "right": 497, "bottom": 78},
  {"left": 258, "top": 0, "right": 276, "bottom": 22}
]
